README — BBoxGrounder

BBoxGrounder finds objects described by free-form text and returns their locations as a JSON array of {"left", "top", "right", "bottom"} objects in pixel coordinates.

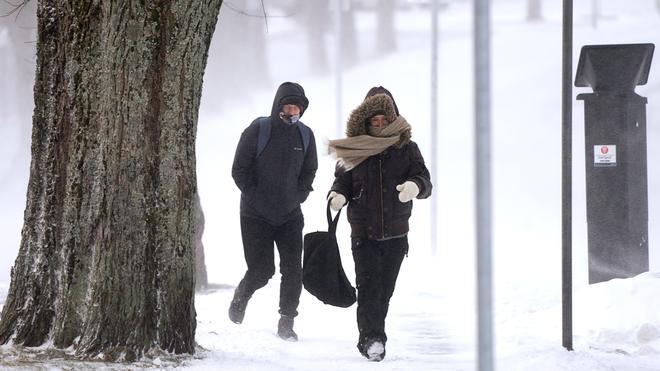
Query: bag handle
[{"left": 326, "top": 199, "right": 342, "bottom": 235}]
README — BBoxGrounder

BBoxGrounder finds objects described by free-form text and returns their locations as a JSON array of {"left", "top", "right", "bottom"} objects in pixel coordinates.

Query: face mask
[{"left": 279, "top": 112, "right": 300, "bottom": 125}]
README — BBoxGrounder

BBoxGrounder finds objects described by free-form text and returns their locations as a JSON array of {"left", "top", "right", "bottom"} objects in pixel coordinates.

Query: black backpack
[{"left": 256, "top": 116, "right": 311, "bottom": 157}]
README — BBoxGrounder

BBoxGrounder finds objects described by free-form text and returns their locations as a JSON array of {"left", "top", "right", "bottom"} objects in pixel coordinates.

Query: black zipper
[{"left": 379, "top": 156, "right": 385, "bottom": 239}]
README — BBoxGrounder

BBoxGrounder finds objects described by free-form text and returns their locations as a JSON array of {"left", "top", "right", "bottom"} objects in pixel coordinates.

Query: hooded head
[
  {"left": 364, "top": 86, "right": 400, "bottom": 116},
  {"left": 344, "top": 88, "right": 411, "bottom": 146},
  {"left": 346, "top": 93, "right": 398, "bottom": 138},
  {"left": 271, "top": 82, "right": 309, "bottom": 122}
]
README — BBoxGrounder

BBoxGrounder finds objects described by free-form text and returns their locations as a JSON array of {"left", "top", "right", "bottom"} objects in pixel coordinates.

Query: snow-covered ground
[{"left": 2, "top": 0, "right": 660, "bottom": 369}]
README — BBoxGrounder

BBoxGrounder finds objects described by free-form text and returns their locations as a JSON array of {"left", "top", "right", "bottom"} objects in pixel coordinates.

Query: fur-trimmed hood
[{"left": 345, "top": 93, "right": 411, "bottom": 147}]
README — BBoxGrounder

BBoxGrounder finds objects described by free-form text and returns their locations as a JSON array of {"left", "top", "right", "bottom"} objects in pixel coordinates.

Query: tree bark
[{"left": 0, "top": 0, "right": 222, "bottom": 360}]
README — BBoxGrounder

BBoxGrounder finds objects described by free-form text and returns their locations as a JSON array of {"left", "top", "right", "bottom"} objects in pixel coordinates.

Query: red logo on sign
[{"left": 600, "top": 146, "right": 609, "bottom": 154}]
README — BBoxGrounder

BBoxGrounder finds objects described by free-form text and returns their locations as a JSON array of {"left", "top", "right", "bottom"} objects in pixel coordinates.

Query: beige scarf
[{"left": 327, "top": 116, "right": 411, "bottom": 170}]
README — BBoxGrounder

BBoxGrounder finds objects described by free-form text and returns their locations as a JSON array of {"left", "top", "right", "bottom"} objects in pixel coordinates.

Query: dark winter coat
[
  {"left": 330, "top": 94, "right": 432, "bottom": 240},
  {"left": 232, "top": 82, "right": 318, "bottom": 226}
]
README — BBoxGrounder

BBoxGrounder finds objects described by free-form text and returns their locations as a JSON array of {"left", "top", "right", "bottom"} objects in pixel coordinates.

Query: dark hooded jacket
[
  {"left": 330, "top": 92, "right": 432, "bottom": 240},
  {"left": 232, "top": 82, "right": 318, "bottom": 225}
]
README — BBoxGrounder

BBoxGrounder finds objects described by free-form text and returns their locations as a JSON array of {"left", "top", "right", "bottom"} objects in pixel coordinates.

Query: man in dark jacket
[
  {"left": 327, "top": 86, "right": 432, "bottom": 361},
  {"left": 230, "top": 82, "right": 318, "bottom": 341}
]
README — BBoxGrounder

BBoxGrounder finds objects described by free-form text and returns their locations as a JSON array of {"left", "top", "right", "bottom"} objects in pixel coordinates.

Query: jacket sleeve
[
  {"left": 330, "top": 162, "right": 353, "bottom": 200},
  {"left": 407, "top": 142, "right": 433, "bottom": 199},
  {"left": 231, "top": 121, "right": 259, "bottom": 195},
  {"left": 298, "top": 130, "right": 318, "bottom": 193}
]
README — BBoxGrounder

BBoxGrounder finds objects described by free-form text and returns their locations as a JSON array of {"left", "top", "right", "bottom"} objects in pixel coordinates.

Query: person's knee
[
  {"left": 247, "top": 265, "right": 275, "bottom": 286},
  {"left": 356, "top": 272, "right": 375, "bottom": 287},
  {"left": 279, "top": 256, "right": 302, "bottom": 275},
  {"left": 258, "top": 267, "right": 276, "bottom": 283}
]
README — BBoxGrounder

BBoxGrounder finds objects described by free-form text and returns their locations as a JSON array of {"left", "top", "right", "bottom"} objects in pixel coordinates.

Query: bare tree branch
[
  {"left": 1, "top": 0, "right": 30, "bottom": 20},
  {"left": 222, "top": 0, "right": 298, "bottom": 32}
]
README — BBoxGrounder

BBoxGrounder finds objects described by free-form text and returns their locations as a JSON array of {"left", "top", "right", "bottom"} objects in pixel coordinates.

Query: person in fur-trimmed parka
[{"left": 327, "top": 86, "right": 432, "bottom": 361}]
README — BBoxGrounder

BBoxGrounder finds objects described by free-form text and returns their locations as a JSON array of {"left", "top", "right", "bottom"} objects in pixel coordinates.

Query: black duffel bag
[{"left": 302, "top": 202, "right": 356, "bottom": 308}]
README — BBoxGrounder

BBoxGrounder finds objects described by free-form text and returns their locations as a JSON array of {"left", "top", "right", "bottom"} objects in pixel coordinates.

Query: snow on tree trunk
[{"left": 0, "top": 0, "right": 222, "bottom": 360}]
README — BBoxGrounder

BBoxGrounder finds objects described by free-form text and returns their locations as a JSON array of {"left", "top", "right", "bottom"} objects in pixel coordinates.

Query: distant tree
[
  {"left": 0, "top": 0, "right": 222, "bottom": 361},
  {"left": 0, "top": 1, "right": 36, "bottom": 116},
  {"left": 0, "top": 1, "right": 37, "bottom": 186},
  {"left": 591, "top": 0, "right": 600, "bottom": 28},
  {"left": 300, "top": 0, "right": 330, "bottom": 75},
  {"left": 377, "top": 0, "right": 397, "bottom": 53},
  {"left": 204, "top": 0, "right": 270, "bottom": 111},
  {"left": 341, "top": 2, "right": 358, "bottom": 67},
  {"left": 527, "top": 0, "right": 542, "bottom": 21}
]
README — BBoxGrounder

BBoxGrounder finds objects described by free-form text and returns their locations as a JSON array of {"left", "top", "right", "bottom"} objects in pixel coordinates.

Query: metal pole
[
  {"left": 430, "top": 0, "right": 439, "bottom": 256},
  {"left": 562, "top": 0, "right": 574, "bottom": 352},
  {"left": 475, "top": 0, "right": 493, "bottom": 369},
  {"left": 335, "top": 0, "right": 344, "bottom": 138}
]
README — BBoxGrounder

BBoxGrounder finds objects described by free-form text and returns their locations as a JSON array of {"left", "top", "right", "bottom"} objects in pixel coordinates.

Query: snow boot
[
  {"left": 363, "top": 338, "right": 386, "bottom": 362},
  {"left": 277, "top": 315, "right": 298, "bottom": 341},
  {"left": 228, "top": 286, "right": 250, "bottom": 324}
]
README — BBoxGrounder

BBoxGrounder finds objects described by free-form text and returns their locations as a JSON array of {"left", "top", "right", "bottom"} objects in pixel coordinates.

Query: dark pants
[
  {"left": 236, "top": 215, "right": 304, "bottom": 317},
  {"left": 352, "top": 236, "right": 408, "bottom": 352}
]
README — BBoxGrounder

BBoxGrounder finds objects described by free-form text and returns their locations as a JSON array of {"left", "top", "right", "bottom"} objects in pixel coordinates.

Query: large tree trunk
[{"left": 0, "top": 0, "right": 222, "bottom": 360}]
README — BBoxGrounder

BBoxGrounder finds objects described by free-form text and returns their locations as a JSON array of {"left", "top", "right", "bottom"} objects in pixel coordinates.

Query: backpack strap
[
  {"left": 257, "top": 117, "right": 311, "bottom": 157},
  {"left": 295, "top": 123, "right": 311, "bottom": 154},
  {"left": 256, "top": 117, "right": 271, "bottom": 157}
]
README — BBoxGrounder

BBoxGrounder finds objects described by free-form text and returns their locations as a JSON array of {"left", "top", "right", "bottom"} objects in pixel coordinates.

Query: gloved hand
[
  {"left": 396, "top": 181, "right": 419, "bottom": 203},
  {"left": 327, "top": 191, "right": 347, "bottom": 211}
]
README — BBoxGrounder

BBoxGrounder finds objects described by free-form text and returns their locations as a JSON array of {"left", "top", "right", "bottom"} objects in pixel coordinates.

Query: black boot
[
  {"left": 360, "top": 338, "right": 386, "bottom": 362},
  {"left": 277, "top": 315, "right": 298, "bottom": 341},
  {"left": 228, "top": 286, "right": 250, "bottom": 324}
]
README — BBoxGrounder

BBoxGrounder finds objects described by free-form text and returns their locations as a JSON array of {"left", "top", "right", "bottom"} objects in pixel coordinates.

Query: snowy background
[{"left": 2, "top": 0, "right": 660, "bottom": 369}]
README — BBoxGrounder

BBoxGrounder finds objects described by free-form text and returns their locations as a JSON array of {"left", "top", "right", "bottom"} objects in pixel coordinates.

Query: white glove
[
  {"left": 396, "top": 181, "right": 419, "bottom": 203},
  {"left": 327, "top": 191, "right": 347, "bottom": 211}
]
